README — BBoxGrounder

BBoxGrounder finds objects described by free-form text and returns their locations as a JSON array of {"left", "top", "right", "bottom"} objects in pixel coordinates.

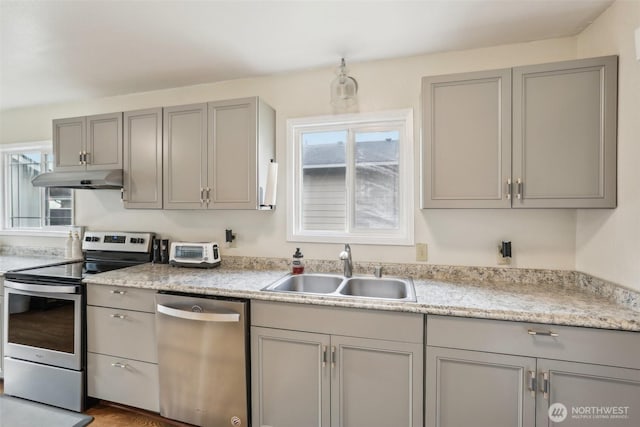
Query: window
[
  {"left": 1, "top": 142, "right": 74, "bottom": 232},
  {"left": 288, "top": 110, "right": 413, "bottom": 245}
]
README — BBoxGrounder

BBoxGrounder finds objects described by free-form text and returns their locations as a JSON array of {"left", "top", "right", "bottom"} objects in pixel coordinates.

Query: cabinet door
[
  {"left": 53, "top": 117, "right": 86, "bottom": 171},
  {"left": 123, "top": 108, "right": 163, "bottom": 208},
  {"left": 251, "top": 327, "right": 330, "bottom": 427},
  {"left": 163, "top": 103, "right": 207, "bottom": 209},
  {"left": 86, "top": 112, "right": 123, "bottom": 170},
  {"left": 513, "top": 56, "right": 617, "bottom": 208},
  {"left": 332, "top": 335, "right": 423, "bottom": 427},
  {"left": 537, "top": 359, "right": 640, "bottom": 427},
  {"left": 421, "top": 69, "right": 512, "bottom": 208},
  {"left": 208, "top": 97, "right": 257, "bottom": 209},
  {"left": 426, "top": 346, "right": 536, "bottom": 427},
  {"left": 0, "top": 294, "right": 3, "bottom": 378}
]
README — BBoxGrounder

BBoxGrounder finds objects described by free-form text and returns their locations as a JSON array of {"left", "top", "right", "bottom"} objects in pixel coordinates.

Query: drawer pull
[
  {"left": 111, "top": 362, "right": 129, "bottom": 369},
  {"left": 528, "top": 329, "right": 558, "bottom": 337},
  {"left": 110, "top": 313, "right": 127, "bottom": 319},
  {"left": 110, "top": 290, "right": 127, "bottom": 295}
]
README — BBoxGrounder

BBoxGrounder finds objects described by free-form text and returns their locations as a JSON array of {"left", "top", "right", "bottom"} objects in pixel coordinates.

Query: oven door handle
[
  {"left": 156, "top": 303, "right": 240, "bottom": 322},
  {"left": 4, "top": 281, "right": 78, "bottom": 294}
]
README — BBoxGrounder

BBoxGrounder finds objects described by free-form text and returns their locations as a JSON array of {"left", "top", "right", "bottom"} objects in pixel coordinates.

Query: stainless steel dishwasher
[{"left": 155, "top": 292, "right": 249, "bottom": 427}]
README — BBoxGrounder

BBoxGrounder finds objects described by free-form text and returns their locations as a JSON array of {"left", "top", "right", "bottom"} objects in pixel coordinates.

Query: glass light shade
[{"left": 330, "top": 58, "right": 358, "bottom": 110}]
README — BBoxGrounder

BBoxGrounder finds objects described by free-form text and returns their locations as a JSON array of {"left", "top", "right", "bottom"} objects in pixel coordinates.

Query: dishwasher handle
[{"left": 157, "top": 303, "right": 240, "bottom": 322}]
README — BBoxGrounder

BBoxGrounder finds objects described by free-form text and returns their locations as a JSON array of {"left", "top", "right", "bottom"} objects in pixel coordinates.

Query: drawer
[
  {"left": 87, "top": 284, "right": 155, "bottom": 312},
  {"left": 88, "top": 352, "right": 159, "bottom": 412},
  {"left": 252, "top": 300, "right": 423, "bottom": 343},
  {"left": 427, "top": 315, "right": 640, "bottom": 369},
  {"left": 87, "top": 306, "right": 157, "bottom": 363}
]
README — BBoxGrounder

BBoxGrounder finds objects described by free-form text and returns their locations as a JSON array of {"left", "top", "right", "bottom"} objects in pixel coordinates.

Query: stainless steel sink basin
[
  {"left": 263, "top": 273, "right": 344, "bottom": 294},
  {"left": 338, "top": 277, "right": 414, "bottom": 300},
  {"left": 263, "top": 274, "right": 416, "bottom": 302}
]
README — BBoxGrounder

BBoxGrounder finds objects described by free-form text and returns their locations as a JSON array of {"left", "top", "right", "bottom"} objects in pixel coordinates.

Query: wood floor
[{"left": 0, "top": 380, "right": 191, "bottom": 427}]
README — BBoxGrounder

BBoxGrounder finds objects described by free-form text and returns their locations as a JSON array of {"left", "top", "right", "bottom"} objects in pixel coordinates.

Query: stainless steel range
[{"left": 2, "top": 231, "right": 154, "bottom": 411}]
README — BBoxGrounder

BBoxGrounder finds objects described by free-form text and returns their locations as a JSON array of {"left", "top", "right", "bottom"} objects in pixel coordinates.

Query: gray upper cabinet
[
  {"left": 513, "top": 56, "right": 618, "bottom": 208},
  {"left": 123, "top": 108, "right": 163, "bottom": 209},
  {"left": 163, "top": 103, "right": 208, "bottom": 209},
  {"left": 422, "top": 69, "right": 512, "bottom": 208},
  {"left": 54, "top": 113, "right": 122, "bottom": 172},
  {"left": 421, "top": 55, "right": 617, "bottom": 209},
  {"left": 164, "top": 97, "right": 275, "bottom": 210}
]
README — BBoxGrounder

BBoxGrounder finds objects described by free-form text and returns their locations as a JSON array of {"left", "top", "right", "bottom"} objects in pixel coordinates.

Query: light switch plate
[{"left": 416, "top": 243, "right": 428, "bottom": 262}]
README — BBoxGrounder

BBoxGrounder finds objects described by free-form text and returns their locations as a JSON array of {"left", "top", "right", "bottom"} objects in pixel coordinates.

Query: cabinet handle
[
  {"left": 206, "top": 187, "right": 211, "bottom": 204},
  {"left": 516, "top": 178, "right": 523, "bottom": 200},
  {"left": 84, "top": 151, "right": 90, "bottom": 164},
  {"left": 110, "top": 289, "right": 127, "bottom": 295},
  {"left": 331, "top": 346, "right": 336, "bottom": 369},
  {"left": 506, "top": 178, "right": 512, "bottom": 200},
  {"left": 540, "top": 371, "right": 549, "bottom": 399},
  {"left": 110, "top": 313, "right": 127, "bottom": 319},
  {"left": 527, "top": 370, "right": 537, "bottom": 395},
  {"left": 120, "top": 188, "right": 126, "bottom": 202},
  {"left": 528, "top": 329, "right": 559, "bottom": 337},
  {"left": 322, "top": 345, "right": 327, "bottom": 368},
  {"left": 111, "top": 362, "right": 129, "bottom": 369},
  {"left": 200, "top": 188, "right": 205, "bottom": 205},
  {"left": 79, "top": 152, "right": 83, "bottom": 165}
]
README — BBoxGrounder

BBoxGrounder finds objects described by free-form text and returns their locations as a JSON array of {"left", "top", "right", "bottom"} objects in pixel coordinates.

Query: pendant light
[{"left": 330, "top": 58, "right": 358, "bottom": 112}]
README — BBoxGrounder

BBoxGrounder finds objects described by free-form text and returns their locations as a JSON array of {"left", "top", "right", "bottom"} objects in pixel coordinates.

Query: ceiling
[{"left": 0, "top": 0, "right": 614, "bottom": 111}]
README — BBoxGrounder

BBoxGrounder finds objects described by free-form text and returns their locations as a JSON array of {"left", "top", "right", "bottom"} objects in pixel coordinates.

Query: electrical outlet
[
  {"left": 497, "top": 246, "right": 511, "bottom": 266},
  {"left": 416, "top": 243, "right": 428, "bottom": 262}
]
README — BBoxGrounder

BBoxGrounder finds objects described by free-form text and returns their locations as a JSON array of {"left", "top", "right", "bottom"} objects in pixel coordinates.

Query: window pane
[
  {"left": 301, "top": 131, "right": 347, "bottom": 231},
  {"left": 8, "top": 152, "right": 42, "bottom": 228},
  {"left": 354, "top": 130, "right": 400, "bottom": 229},
  {"left": 44, "top": 153, "right": 73, "bottom": 226}
]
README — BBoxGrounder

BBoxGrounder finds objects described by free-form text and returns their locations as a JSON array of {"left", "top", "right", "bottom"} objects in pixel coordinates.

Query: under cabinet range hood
[{"left": 31, "top": 169, "right": 123, "bottom": 189}]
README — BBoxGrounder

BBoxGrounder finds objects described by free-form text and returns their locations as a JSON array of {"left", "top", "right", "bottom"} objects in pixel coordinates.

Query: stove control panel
[{"left": 82, "top": 231, "right": 154, "bottom": 253}]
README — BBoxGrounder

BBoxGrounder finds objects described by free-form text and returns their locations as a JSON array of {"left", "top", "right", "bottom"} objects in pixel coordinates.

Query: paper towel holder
[{"left": 260, "top": 159, "right": 278, "bottom": 210}]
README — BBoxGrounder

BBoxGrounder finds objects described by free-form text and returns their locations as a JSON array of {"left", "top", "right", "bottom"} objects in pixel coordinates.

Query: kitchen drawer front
[
  {"left": 87, "top": 284, "right": 155, "bottom": 312},
  {"left": 427, "top": 315, "right": 640, "bottom": 369},
  {"left": 251, "top": 301, "right": 423, "bottom": 343},
  {"left": 88, "top": 352, "right": 159, "bottom": 412},
  {"left": 87, "top": 306, "right": 157, "bottom": 363}
]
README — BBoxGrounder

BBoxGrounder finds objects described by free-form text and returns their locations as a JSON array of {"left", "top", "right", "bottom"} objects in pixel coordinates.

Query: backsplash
[{"left": 0, "top": 245, "right": 65, "bottom": 257}]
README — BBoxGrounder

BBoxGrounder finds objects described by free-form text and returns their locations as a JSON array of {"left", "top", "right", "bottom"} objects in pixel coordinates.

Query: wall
[
  {"left": 575, "top": 0, "right": 640, "bottom": 290},
  {"left": 0, "top": 37, "right": 581, "bottom": 269}
]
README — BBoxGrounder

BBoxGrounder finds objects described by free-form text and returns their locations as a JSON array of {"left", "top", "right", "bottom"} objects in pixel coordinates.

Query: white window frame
[
  {"left": 287, "top": 109, "right": 414, "bottom": 245},
  {"left": 0, "top": 141, "right": 75, "bottom": 236}
]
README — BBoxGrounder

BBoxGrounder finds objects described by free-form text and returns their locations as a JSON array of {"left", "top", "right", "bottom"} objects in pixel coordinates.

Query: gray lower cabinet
[
  {"left": 86, "top": 284, "right": 159, "bottom": 412},
  {"left": 163, "top": 97, "right": 275, "bottom": 210},
  {"left": 251, "top": 301, "right": 423, "bottom": 427},
  {"left": 123, "top": 108, "right": 163, "bottom": 208},
  {"left": 426, "top": 347, "right": 536, "bottom": 427},
  {"left": 421, "top": 55, "right": 617, "bottom": 209},
  {"left": 426, "top": 315, "right": 640, "bottom": 427},
  {"left": 536, "top": 359, "right": 640, "bottom": 427},
  {"left": 0, "top": 289, "right": 3, "bottom": 379},
  {"left": 54, "top": 113, "right": 123, "bottom": 172}
]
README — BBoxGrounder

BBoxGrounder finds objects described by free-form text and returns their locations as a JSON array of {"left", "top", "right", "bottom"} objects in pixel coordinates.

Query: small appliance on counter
[{"left": 169, "top": 242, "right": 221, "bottom": 268}]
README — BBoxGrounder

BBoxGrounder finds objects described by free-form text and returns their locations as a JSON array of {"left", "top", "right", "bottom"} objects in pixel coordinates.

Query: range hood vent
[{"left": 31, "top": 169, "right": 123, "bottom": 189}]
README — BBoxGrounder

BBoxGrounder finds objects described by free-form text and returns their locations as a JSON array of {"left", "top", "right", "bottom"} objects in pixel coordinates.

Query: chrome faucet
[{"left": 339, "top": 244, "right": 353, "bottom": 278}]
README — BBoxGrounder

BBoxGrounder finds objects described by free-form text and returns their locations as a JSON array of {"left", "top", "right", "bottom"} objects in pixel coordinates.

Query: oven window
[{"left": 7, "top": 294, "right": 75, "bottom": 354}]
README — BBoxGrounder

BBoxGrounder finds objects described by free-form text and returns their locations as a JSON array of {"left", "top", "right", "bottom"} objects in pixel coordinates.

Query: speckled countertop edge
[{"left": 83, "top": 258, "right": 640, "bottom": 332}]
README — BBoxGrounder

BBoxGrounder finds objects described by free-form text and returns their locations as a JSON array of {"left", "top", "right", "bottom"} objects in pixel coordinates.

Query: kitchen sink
[
  {"left": 262, "top": 273, "right": 416, "bottom": 302},
  {"left": 265, "top": 273, "right": 344, "bottom": 294},
  {"left": 338, "top": 277, "right": 412, "bottom": 300}
]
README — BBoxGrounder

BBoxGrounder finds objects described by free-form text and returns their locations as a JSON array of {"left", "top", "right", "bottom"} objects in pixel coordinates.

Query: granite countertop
[
  {"left": 83, "top": 262, "right": 640, "bottom": 332},
  {"left": 0, "top": 255, "right": 72, "bottom": 275}
]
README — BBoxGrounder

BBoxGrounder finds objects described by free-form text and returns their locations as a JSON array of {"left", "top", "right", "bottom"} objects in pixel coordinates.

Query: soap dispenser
[{"left": 291, "top": 248, "right": 305, "bottom": 274}]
